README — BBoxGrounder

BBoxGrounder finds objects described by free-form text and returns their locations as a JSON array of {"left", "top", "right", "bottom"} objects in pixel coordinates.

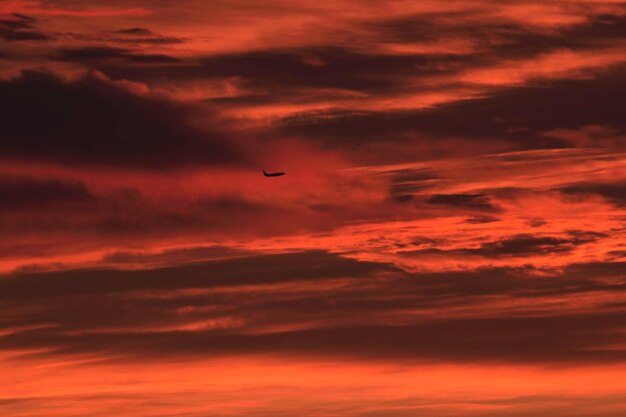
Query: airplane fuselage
[{"left": 263, "top": 170, "right": 285, "bottom": 177}]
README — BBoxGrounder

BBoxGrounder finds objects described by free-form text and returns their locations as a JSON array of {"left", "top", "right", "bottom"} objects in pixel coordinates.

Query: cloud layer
[{"left": 1, "top": 1, "right": 626, "bottom": 416}]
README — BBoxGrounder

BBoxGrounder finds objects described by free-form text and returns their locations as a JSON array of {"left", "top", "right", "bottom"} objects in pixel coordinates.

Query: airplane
[{"left": 263, "top": 170, "right": 285, "bottom": 177}]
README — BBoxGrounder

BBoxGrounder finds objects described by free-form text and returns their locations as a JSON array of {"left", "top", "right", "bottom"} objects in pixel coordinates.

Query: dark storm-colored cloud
[
  {"left": 8, "top": 4, "right": 621, "bottom": 134},
  {"left": 376, "top": 11, "right": 626, "bottom": 51},
  {"left": 454, "top": 13, "right": 626, "bottom": 59},
  {"left": 110, "top": 28, "right": 185, "bottom": 44},
  {"left": 427, "top": 193, "right": 500, "bottom": 212},
  {"left": 102, "top": 246, "right": 254, "bottom": 266},
  {"left": 559, "top": 181, "right": 626, "bottom": 206},
  {"left": 464, "top": 215, "right": 501, "bottom": 224},
  {"left": 4, "top": 259, "right": 624, "bottom": 325},
  {"left": 0, "top": 70, "right": 248, "bottom": 168},
  {"left": 4, "top": 305, "right": 626, "bottom": 365},
  {"left": 74, "top": 46, "right": 479, "bottom": 95},
  {"left": 0, "top": 177, "right": 94, "bottom": 210},
  {"left": 563, "top": 13, "right": 626, "bottom": 44},
  {"left": 0, "top": 13, "right": 49, "bottom": 41},
  {"left": 608, "top": 251, "right": 626, "bottom": 260},
  {"left": 279, "top": 63, "right": 626, "bottom": 147},
  {"left": 0, "top": 251, "right": 395, "bottom": 299},
  {"left": 0, "top": 15, "right": 30, "bottom": 28},
  {"left": 11, "top": 13, "right": 35, "bottom": 22},
  {"left": 113, "top": 36, "right": 185, "bottom": 45},
  {"left": 63, "top": 9, "right": 626, "bottom": 91},
  {"left": 115, "top": 27, "right": 154, "bottom": 36},
  {"left": 56, "top": 46, "right": 179, "bottom": 63},
  {"left": 404, "top": 233, "right": 602, "bottom": 258},
  {"left": 386, "top": 168, "right": 438, "bottom": 202},
  {"left": 473, "top": 234, "right": 591, "bottom": 256},
  {"left": 0, "top": 185, "right": 330, "bottom": 240},
  {"left": 565, "top": 260, "right": 626, "bottom": 278},
  {"left": 0, "top": 250, "right": 402, "bottom": 343},
  {"left": 2, "top": 249, "right": 626, "bottom": 364},
  {"left": 197, "top": 47, "right": 477, "bottom": 92},
  {"left": 365, "top": 9, "right": 626, "bottom": 107},
  {"left": 0, "top": 27, "right": 49, "bottom": 41},
  {"left": 37, "top": 12, "right": 625, "bottom": 163}
]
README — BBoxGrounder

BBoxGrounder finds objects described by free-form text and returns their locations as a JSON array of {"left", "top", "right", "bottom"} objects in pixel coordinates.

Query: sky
[{"left": 1, "top": 0, "right": 626, "bottom": 416}]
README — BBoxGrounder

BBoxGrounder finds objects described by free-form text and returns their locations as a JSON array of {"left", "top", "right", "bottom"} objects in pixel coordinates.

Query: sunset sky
[{"left": 2, "top": 1, "right": 626, "bottom": 416}]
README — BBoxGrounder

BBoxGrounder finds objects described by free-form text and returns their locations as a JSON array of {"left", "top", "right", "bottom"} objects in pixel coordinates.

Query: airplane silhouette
[{"left": 263, "top": 170, "right": 285, "bottom": 177}]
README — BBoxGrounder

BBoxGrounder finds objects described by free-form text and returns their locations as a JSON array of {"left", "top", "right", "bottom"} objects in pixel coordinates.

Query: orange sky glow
[{"left": 1, "top": 1, "right": 626, "bottom": 416}]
